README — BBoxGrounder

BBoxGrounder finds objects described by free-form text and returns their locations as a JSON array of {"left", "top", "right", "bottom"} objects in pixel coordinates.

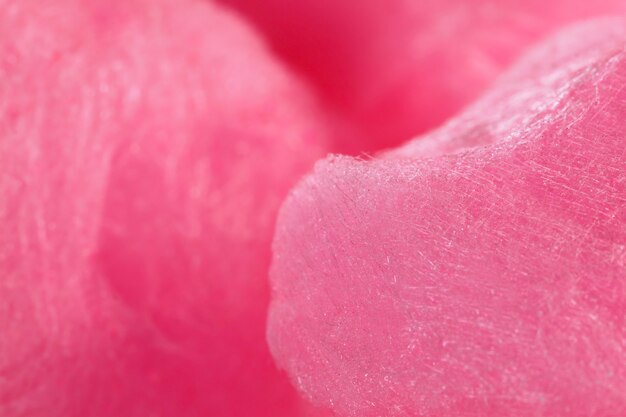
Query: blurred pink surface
[
  {"left": 221, "top": 0, "right": 626, "bottom": 153},
  {"left": 0, "top": 0, "right": 330, "bottom": 415}
]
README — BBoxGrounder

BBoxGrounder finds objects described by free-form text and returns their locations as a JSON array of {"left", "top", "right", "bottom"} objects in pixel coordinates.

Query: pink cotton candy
[
  {"left": 268, "top": 18, "right": 626, "bottom": 417},
  {"left": 0, "top": 0, "right": 329, "bottom": 415},
  {"left": 219, "top": 0, "right": 626, "bottom": 153}
]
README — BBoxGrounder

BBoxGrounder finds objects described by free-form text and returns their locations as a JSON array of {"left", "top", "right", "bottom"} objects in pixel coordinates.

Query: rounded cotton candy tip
[{"left": 268, "top": 18, "right": 626, "bottom": 417}]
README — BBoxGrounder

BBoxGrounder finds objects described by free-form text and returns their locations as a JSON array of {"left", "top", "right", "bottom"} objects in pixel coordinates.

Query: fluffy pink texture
[
  {"left": 219, "top": 0, "right": 626, "bottom": 153},
  {"left": 0, "top": 0, "right": 329, "bottom": 415},
  {"left": 269, "top": 18, "right": 626, "bottom": 417}
]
